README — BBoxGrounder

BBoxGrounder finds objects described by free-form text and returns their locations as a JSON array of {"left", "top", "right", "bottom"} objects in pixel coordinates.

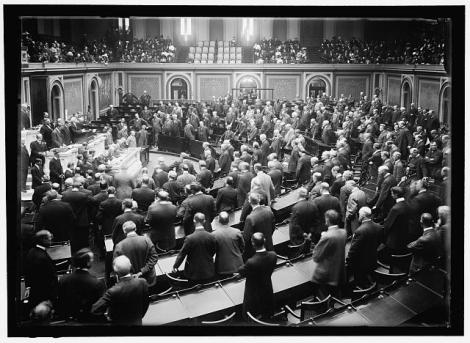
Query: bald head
[
  {"left": 113, "top": 255, "right": 132, "bottom": 277},
  {"left": 358, "top": 206, "right": 372, "bottom": 222},
  {"left": 219, "top": 211, "right": 229, "bottom": 225},
  {"left": 194, "top": 212, "right": 206, "bottom": 226},
  {"left": 420, "top": 213, "right": 434, "bottom": 228},
  {"left": 251, "top": 232, "right": 266, "bottom": 250},
  {"left": 122, "top": 220, "right": 137, "bottom": 234}
]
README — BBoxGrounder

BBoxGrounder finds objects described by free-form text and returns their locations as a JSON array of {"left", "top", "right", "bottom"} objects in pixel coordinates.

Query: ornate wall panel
[
  {"left": 266, "top": 75, "right": 300, "bottom": 100},
  {"left": 64, "top": 78, "right": 83, "bottom": 115},
  {"left": 418, "top": 79, "right": 440, "bottom": 112},
  {"left": 98, "top": 73, "right": 113, "bottom": 110},
  {"left": 335, "top": 75, "right": 369, "bottom": 100},
  {"left": 387, "top": 76, "right": 401, "bottom": 105},
  {"left": 197, "top": 74, "right": 230, "bottom": 100},
  {"left": 127, "top": 74, "right": 162, "bottom": 101}
]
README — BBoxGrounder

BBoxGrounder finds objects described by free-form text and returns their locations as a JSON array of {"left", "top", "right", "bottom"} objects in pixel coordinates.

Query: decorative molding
[
  {"left": 234, "top": 72, "right": 262, "bottom": 89},
  {"left": 127, "top": 74, "right": 162, "bottom": 99},
  {"left": 165, "top": 72, "right": 193, "bottom": 100},
  {"left": 304, "top": 72, "right": 333, "bottom": 99}
]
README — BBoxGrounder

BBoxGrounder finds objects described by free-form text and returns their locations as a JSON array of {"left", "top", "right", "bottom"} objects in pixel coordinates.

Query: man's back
[
  {"left": 243, "top": 206, "right": 275, "bottom": 258},
  {"left": 183, "top": 193, "right": 216, "bottom": 234},
  {"left": 239, "top": 250, "right": 277, "bottom": 318},
  {"left": 112, "top": 212, "right": 145, "bottom": 245},
  {"left": 131, "top": 187, "right": 155, "bottom": 212},
  {"left": 146, "top": 202, "right": 177, "bottom": 250},
  {"left": 174, "top": 229, "right": 217, "bottom": 281},
  {"left": 96, "top": 197, "right": 123, "bottom": 235},
  {"left": 311, "top": 227, "right": 347, "bottom": 286},
  {"left": 289, "top": 199, "right": 321, "bottom": 244},
  {"left": 216, "top": 186, "right": 238, "bottom": 213},
  {"left": 408, "top": 228, "right": 441, "bottom": 273},
  {"left": 92, "top": 276, "right": 149, "bottom": 325},
  {"left": 114, "top": 235, "right": 158, "bottom": 286},
  {"left": 346, "top": 220, "right": 383, "bottom": 274},
  {"left": 62, "top": 190, "right": 90, "bottom": 227},
  {"left": 212, "top": 226, "right": 244, "bottom": 275},
  {"left": 383, "top": 201, "right": 412, "bottom": 250},
  {"left": 37, "top": 200, "right": 75, "bottom": 242},
  {"left": 268, "top": 169, "right": 283, "bottom": 196},
  {"left": 58, "top": 269, "right": 104, "bottom": 321}
]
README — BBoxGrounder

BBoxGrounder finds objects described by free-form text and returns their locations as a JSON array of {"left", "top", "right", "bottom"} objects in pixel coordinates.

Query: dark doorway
[
  {"left": 402, "top": 81, "right": 411, "bottom": 111},
  {"left": 170, "top": 78, "right": 188, "bottom": 100},
  {"left": 51, "top": 84, "right": 62, "bottom": 120},
  {"left": 308, "top": 78, "right": 326, "bottom": 98}
]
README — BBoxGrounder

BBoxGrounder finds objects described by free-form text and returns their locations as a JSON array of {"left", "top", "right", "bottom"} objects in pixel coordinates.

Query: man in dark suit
[
  {"left": 31, "top": 174, "right": 51, "bottom": 210},
  {"left": 151, "top": 166, "right": 169, "bottom": 189},
  {"left": 238, "top": 232, "right": 277, "bottom": 320},
  {"left": 173, "top": 213, "right": 217, "bottom": 284},
  {"left": 145, "top": 191, "right": 178, "bottom": 251},
  {"left": 289, "top": 188, "right": 322, "bottom": 245},
  {"left": 61, "top": 181, "right": 92, "bottom": 252},
  {"left": 212, "top": 212, "right": 245, "bottom": 276},
  {"left": 57, "top": 248, "right": 104, "bottom": 322},
  {"left": 382, "top": 186, "right": 412, "bottom": 262},
  {"left": 182, "top": 182, "right": 216, "bottom": 235},
  {"left": 95, "top": 187, "right": 123, "bottom": 236},
  {"left": 29, "top": 134, "right": 47, "bottom": 167},
  {"left": 408, "top": 178, "right": 441, "bottom": 234},
  {"left": 218, "top": 144, "right": 232, "bottom": 176},
  {"left": 21, "top": 138, "right": 30, "bottom": 192},
  {"left": 196, "top": 160, "right": 213, "bottom": 189},
  {"left": 259, "top": 134, "right": 271, "bottom": 166},
  {"left": 87, "top": 173, "right": 103, "bottom": 196},
  {"left": 267, "top": 161, "right": 283, "bottom": 197},
  {"left": 39, "top": 118, "right": 54, "bottom": 149},
  {"left": 346, "top": 207, "right": 383, "bottom": 288},
  {"left": 407, "top": 213, "right": 441, "bottom": 274},
  {"left": 311, "top": 210, "right": 347, "bottom": 298},
  {"left": 296, "top": 150, "right": 312, "bottom": 185},
  {"left": 51, "top": 124, "right": 65, "bottom": 148},
  {"left": 36, "top": 190, "right": 75, "bottom": 243},
  {"left": 312, "top": 182, "right": 342, "bottom": 231},
  {"left": 49, "top": 149, "right": 64, "bottom": 187},
  {"left": 371, "top": 166, "right": 397, "bottom": 220},
  {"left": 131, "top": 177, "right": 155, "bottom": 213},
  {"left": 24, "top": 230, "right": 58, "bottom": 308},
  {"left": 237, "top": 162, "right": 254, "bottom": 207},
  {"left": 162, "top": 170, "right": 183, "bottom": 205},
  {"left": 31, "top": 158, "right": 45, "bottom": 190},
  {"left": 113, "top": 221, "right": 158, "bottom": 287},
  {"left": 204, "top": 149, "right": 216, "bottom": 173},
  {"left": 215, "top": 176, "right": 238, "bottom": 213},
  {"left": 92, "top": 255, "right": 149, "bottom": 325},
  {"left": 111, "top": 199, "right": 145, "bottom": 245},
  {"left": 242, "top": 193, "right": 276, "bottom": 260}
]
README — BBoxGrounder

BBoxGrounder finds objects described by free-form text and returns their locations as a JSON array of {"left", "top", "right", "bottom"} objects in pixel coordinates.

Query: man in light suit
[
  {"left": 113, "top": 221, "right": 158, "bottom": 287},
  {"left": 311, "top": 210, "right": 347, "bottom": 298},
  {"left": 212, "top": 212, "right": 245, "bottom": 276},
  {"left": 345, "top": 181, "right": 368, "bottom": 236},
  {"left": 251, "top": 163, "right": 275, "bottom": 205},
  {"left": 346, "top": 207, "right": 383, "bottom": 288}
]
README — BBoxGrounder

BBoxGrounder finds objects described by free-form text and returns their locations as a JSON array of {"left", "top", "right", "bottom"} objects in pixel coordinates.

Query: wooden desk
[
  {"left": 272, "top": 263, "right": 312, "bottom": 294},
  {"left": 272, "top": 223, "right": 290, "bottom": 246},
  {"left": 220, "top": 278, "right": 246, "bottom": 306},
  {"left": 314, "top": 308, "right": 370, "bottom": 326},
  {"left": 355, "top": 295, "right": 416, "bottom": 326},
  {"left": 143, "top": 295, "right": 190, "bottom": 325},
  {"left": 178, "top": 284, "right": 235, "bottom": 319},
  {"left": 389, "top": 281, "right": 443, "bottom": 314},
  {"left": 211, "top": 209, "right": 242, "bottom": 231}
]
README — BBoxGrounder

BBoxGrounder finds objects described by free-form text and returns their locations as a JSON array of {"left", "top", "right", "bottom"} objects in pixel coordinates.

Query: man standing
[
  {"left": 62, "top": 181, "right": 92, "bottom": 252},
  {"left": 237, "top": 162, "right": 254, "bottom": 207},
  {"left": 145, "top": 191, "right": 178, "bottom": 251},
  {"left": 131, "top": 177, "right": 155, "bottom": 213},
  {"left": 407, "top": 213, "right": 441, "bottom": 274},
  {"left": 346, "top": 207, "right": 382, "bottom": 288},
  {"left": 24, "top": 230, "right": 58, "bottom": 308},
  {"left": 31, "top": 158, "right": 45, "bottom": 190},
  {"left": 212, "top": 212, "right": 245, "bottom": 277},
  {"left": 57, "top": 248, "right": 104, "bottom": 322},
  {"left": 49, "top": 149, "right": 64, "bottom": 187},
  {"left": 173, "top": 213, "right": 217, "bottom": 284},
  {"left": 182, "top": 183, "right": 216, "bottom": 235},
  {"left": 371, "top": 166, "right": 397, "bottom": 220},
  {"left": 196, "top": 160, "right": 213, "bottom": 189},
  {"left": 238, "top": 232, "right": 277, "bottom": 320},
  {"left": 311, "top": 210, "right": 347, "bottom": 298},
  {"left": 289, "top": 188, "right": 322, "bottom": 244},
  {"left": 113, "top": 221, "right": 158, "bottom": 288},
  {"left": 30, "top": 133, "right": 47, "bottom": 167},
  {"left": 382, "top": 187, "right": 412, "bottom": 261},
  {"left": 21, "top": 138, "right": 30, "bottom": 192},
  {"left": 251, "top": 163, "right": 275, "bottom": 205},
  {"left": 312, "top": 182, "right": 342, "bottom": 231},
  {"left": 215, "top": 176, "right": 238, "bottom": 213},
  {"left": 92, "top": 255, "right": 149, "bottom": 325},
  {"left": 111, "top": 199, "right": 145, "bottom": 245},
  {"left": 242, "top": 193, "right": 276, "bottom": 260},
  {"left": 345, "top": 182, "right": 368, "bottom": 236},
  {"left": 95, "top": 187, "right": 123, "bottom": 236},
  {"left": 36, "top": 190, "right": 75, "bottom": 243}
]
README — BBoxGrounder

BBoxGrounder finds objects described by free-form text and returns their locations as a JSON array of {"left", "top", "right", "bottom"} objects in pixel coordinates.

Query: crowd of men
[
  {"left": 21, "top": 88, "right": 450, "bottom": 325},
  {"left": 253, "top": 38, "right": 309, "bottom": 64},
  {"left": 22, "top": 31, "right": 175, "bottom": 64},
  {"left": 320, "top": 35, "right": 446, "bottom": 65}
]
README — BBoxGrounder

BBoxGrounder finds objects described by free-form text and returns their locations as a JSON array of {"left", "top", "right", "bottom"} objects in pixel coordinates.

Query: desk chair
[
  {"left": 284, "top": 294, "right": 332, "bottom": 323},
  {"left": 201, "top": 311, "right": 236, "bottom": 325},
  {"left": 246, "top": 311, "right": 281, "bottom": 326},
  {"left": 377, "top": 252, "right": 413, "bottom": 274},
  {"left": 373, "top": 269, "right": 407, "bottom": 287},
  {"left": 50, "top": 241, "right": 72, "bottom": 274},
  {"left": 351, "top": 281, "right": 377, "bottom": 301}
]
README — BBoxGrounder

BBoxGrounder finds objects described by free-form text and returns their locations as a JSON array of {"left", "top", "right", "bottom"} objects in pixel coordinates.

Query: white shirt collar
[
  {"left": 396, "top": 197, "right": 405, "bottom": 203},
  {"left": 195, "top": 225, "right": 205, "bottom": 231},
  {"left": 36, "top": 244, "right": 46, "bottom": 251},
  {"left": 423, "top": 227, "right": 434, "bottom": 233},
  {"left": 256, "top": 248, "right": 266, "bottom": 253},
  {"left": 124, "top": 208, "right": 132, "bottom": 212}
]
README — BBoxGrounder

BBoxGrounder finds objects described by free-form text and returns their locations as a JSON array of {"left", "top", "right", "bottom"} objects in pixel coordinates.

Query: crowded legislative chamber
[{"left": 16, "top": 15, "right": 453, "bottom": 330}]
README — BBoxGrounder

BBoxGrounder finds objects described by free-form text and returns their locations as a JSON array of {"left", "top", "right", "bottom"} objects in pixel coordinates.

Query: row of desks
[
  {"left": 299, "top": 267, "right": 446, "bottom": 327},
  {"left": 142, "top": 256, "right": 314, "bottom": 325}
]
